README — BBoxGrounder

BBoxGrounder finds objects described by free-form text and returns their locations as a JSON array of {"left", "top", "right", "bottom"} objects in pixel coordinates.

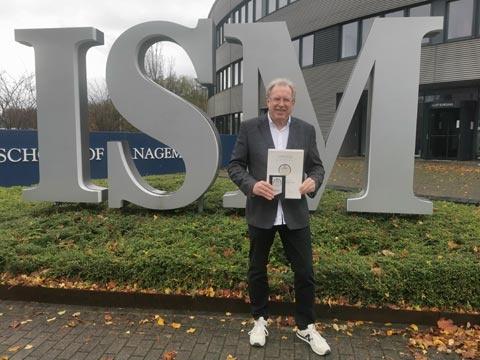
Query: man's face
[{"left": 267, "top": 85, "right": 295, "bottom": 124}]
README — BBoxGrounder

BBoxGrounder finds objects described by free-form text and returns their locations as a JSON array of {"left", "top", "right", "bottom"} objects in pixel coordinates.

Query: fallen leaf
[
  {"left": 24, "top": 345, "right": 33, "bottom": 350},
  {"left": 8, "top": 345, "right": 21, "bottom": 352},
  {"left": 163, "top": 350, "right": 177, "bottom": 360},
  {"left": 409, "top": 324, "right": 419, "bottom": 332},
  {"left": 241, "top": 321, "right": 247, "bottom": 326},
  {"left": 186, "top": 328, "right": 196, "bottom": 334},
  {"left": 104, "top": 313, "right": 113, "bottom": 325},
  {"left": 46, "top": 317, "right": 56, "bottom": 323},
  {"left": 20, "top": 319, "right": 32, "bottom": 325},
  {"left": 72, "top": 312, "right": 81, "bottom": 317},
  {"left": 381, "top": 249, "right": 395, "bottom": 257},
  {"left": 225, "top": 312, "right": 232, "bottom": 316},
  {"left": 386, "top": 329, "right": 394, "bottom": 336},
  {"left": 332, "top": 323, "right": 340, "bottom": 332},
  {"left": 9, "top": 320, "right": 20, "bottom": 328},
  {"left": 171, "top": 322, "right": 181, "bottom": 329},
  {"left": 189, "top": 316, "right": 195, "bottom": 320},
  {"left": 57, "top": 310, "right": 66, "bottom": 315},
  {"left": 226, "top": 355, "right": 237, "bottom": 360},
  {"left": 281, "top": 336, "right": 288, "bottom": 340},
  {"left": 67, "top": 320, "right": 78, "bottom": 327},
  {"left": 155, "top": 315, "right": 165, "bottom": 326}
]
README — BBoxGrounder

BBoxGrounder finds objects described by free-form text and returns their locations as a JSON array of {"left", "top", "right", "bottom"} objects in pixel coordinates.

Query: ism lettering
[{"left": 15, "top": 17, "right": 443, "bottom": 214}]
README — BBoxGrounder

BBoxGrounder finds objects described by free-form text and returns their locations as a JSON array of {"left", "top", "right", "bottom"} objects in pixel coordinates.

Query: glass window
[
  {"left": 279, "top": 0, "right": 288, "bottom": 8},
  {"left": 301, "top": 35, "right": 314, "bottom": 67},
  {"left": 248, "top": 1, "right": 254, "bottom": 23},
  {"left": 235, "top": 10, "right": 240, "bottom": 23},
  {"left": 223, "top": 69, "right": 227, "bottom": 90},
  {"left": 242, "top": 5, "right": 248, "bottom": 23},
  {"left": 255, "top": 0, "right": 262, "bottom": 20},
  {"left": 233, "top": 62, "right": 239, "bottom": 86},
  {"left": 292, "top": 39, "right": 300, "bottom": 61},
  {"left": 220, "top": 25, "right": 224, "bottom": 45},
  {"left": 227, "top": 67, "right": 231, "bottom": 89},
  {"left": 219, "top": 71, "right": 223, "bottom": 91},
  {"left": 361, "top": 17, "right": 376, "bottom": 45},
  {"left": 240, "top": 60, "right": 244, "bottom": 83},
  {"left": 447, "top": 0, "right": 473, "bottom": 39},
  {"left": 409, "top": 4, "right": 431, "bottom": 17},
  {"left": 268, "top": 0, "right": 276, "bottom": 14},
  {"left": 385, "top": 9, "right": 405, "bottom": 17},
  {"left": 239, "top": 7, "right": 243, "bottom": 23},
  {"left": 409, "top": 4, "right": 431, "bottom": 44},
  {"left": 341, "top": 22, "right": 358, "bottom": 58}
]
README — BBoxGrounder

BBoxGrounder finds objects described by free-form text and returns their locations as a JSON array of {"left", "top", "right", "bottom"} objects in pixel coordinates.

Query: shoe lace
[{"left": 248, "top": 319, "right": 269, "bottom": 336}]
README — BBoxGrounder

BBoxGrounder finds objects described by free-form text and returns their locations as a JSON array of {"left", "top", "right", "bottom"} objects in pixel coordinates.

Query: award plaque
[
  {"left": 269, "top": 175, "right": 286, "bottom": 198},
  {"left": 267, "top": 149, "right": 304, "bottom": 199}
]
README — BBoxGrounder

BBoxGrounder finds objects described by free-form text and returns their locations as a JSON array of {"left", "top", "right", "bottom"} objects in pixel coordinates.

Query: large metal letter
[
  {"left": 106, "top": 20, "right": 220, "bottom": 209},
  {"left": 223, "top": 18, "right": 442, "bottom": 214},
  {"left": 15, "top": 28, "right": 106, "bottom": 203}
]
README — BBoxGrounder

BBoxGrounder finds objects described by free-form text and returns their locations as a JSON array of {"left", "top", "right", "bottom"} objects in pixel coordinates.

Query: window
[
  {"left": 301, "top": 34, "right": 314, "bottom": 67},
  {"left": 248, "top": 1, "right": 254, "bottom": 23},
  {"left": 385, "top": 9, "right": 405, "bottom": 17},
  {"left": 268, "top": 0, "right": 276, "bottom": 14},
  {"left": 409, "top": 4, "right": 432, "bottom": 44},
  {"left": 240, "top": 60, "right": 244, "bottom": 83},
  {"left": 361, "top": 17, "right": 376, "bottom": 45},
  {"left": 279, "top": 0, "right": 288, "bottom": 8},
  {"left": 447, "top": 0, "right": 474, "bottom": 39},
  {"left": 255, "top": 0, "right": 262, "bottom": 21},
  {"left": 235, "top": 10, "right": 240, "bottom": 23},
  {"left": 409, "top": 4, "right": 431, "bottom": 17},
  {"left": 219, "top": 71, "right": 223, "bottom": 91},
  {"left": 226, "top": 67, "right": 231, "bottom": 89},
  {"left": 242, "top": 5, "right": 247, "bottom": 23},
  {"left": 341, "top": 22, "right": 358, "bottom": 58},
  {"left": 292, "top": 39, "right": 300, "bottom": 61},
  {"left": 233, "top": 62, "right": 239, "bottom": 86}
]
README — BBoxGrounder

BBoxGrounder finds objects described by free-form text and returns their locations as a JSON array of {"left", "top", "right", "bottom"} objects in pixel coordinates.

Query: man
[{"left": 228, "top": 78, "right": 330, "bottom": 356}]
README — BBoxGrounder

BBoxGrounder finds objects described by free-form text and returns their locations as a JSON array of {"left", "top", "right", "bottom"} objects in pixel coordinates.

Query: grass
[{"left": 0, "top": 174, "right": 479, "bottom": 310}]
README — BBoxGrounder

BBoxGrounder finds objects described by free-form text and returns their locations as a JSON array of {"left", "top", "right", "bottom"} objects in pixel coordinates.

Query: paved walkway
[
  {"left": 328, "top": 158, "right": 480, "bottom": 202},
  {"left": 0, "top": 300, "right": 460, "bottom": 360}
]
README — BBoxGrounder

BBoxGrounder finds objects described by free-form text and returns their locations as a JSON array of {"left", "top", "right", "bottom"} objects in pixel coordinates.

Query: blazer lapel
[
  {"left": 286, "top": 117, "right": 300, "bottom": 149},
  {"left": 257, "top": 115, "right": 275, "bottom": 149}
]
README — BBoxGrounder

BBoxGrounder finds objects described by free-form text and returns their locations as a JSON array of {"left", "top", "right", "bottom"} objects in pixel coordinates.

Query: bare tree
[
  {"left": 0, "top": 71, "right": 36, "bottom": 129},
  {"left": 87, "top": 79, "right": 136, "bottom": 132},
  {"left": 144, "top": 42, "right": 165, "bottom": 84}
]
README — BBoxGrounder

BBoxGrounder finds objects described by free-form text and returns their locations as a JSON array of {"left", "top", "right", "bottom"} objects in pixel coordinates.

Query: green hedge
[{"left": 0, "top": 175, "right": 478, "bottom": 309}]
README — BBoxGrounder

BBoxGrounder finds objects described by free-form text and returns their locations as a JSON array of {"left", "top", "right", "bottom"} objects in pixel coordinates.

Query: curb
[
  {"left": 0, "top": 285, "right": 478, "bottom": 326},
  {"left": 326, "top": 185, "right": 480, "bottom": 205}
]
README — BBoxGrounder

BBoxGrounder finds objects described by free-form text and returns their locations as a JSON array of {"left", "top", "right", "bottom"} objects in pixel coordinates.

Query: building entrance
[
  {"left": 427, "top": 107, "right": 460, "bottom": 159},
  {"left": 424, "top": 100, "right": 476, "bottom": 160}
]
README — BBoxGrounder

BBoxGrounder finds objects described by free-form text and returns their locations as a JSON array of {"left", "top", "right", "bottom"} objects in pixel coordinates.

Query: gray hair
[{"left": 266, "top": 78, "right": 296, "bottom": 101}]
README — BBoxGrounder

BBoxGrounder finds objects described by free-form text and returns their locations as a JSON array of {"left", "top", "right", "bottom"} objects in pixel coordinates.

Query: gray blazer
[{"left": 228, "top": 115, "right": 325, "bottom": 230}]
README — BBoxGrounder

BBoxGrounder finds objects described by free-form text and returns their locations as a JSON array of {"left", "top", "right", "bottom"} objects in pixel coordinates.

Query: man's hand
[
  {"left": 252, "top": 181, "right": 275, "bottom": 200},
  {"left": 299, "top": 177, "right": 316, "bottom": 195}
]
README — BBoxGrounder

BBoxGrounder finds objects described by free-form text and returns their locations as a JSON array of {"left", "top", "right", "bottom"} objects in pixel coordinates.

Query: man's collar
[{"left": 267, "top": 112, "right": 291, "bottom": 130}]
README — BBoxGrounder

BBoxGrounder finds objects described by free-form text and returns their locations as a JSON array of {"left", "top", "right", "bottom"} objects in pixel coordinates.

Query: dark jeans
[{"left": 247, "top": 224, "right": 315, "bottom": 329}]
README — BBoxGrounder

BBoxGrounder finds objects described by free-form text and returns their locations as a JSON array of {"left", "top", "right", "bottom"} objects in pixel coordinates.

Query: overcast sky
[{"left": 0, "top": 0, "right": 216, "bottom": 81}]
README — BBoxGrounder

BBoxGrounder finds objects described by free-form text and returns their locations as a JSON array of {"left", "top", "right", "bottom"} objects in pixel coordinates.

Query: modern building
[{"left": 207, "top": 0, "right": 480, "bottom": 160}]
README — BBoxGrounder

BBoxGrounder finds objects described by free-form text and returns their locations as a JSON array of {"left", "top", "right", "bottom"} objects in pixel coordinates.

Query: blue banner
[{"left": 0, "top": 130, "right": 237, "bottom": 187}]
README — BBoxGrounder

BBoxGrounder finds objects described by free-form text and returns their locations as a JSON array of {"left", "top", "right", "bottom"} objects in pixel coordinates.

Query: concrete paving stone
[
  {"left": 219, "top": 345, "right": 237, "bottom": 359},
  {"left": 84, "top": 343, "right": 109, "bottom": 359},
  {"left": 144, "top": 348, "right": 164, "bottom": 360},
  {"left": 52, "top": 334, "right": 77, "bottom": 350},
  {"left": 179, "top": 336, "right": 197, "bottom": 351},
  {"left": 68, "top": 352, "right": 89, "bottom": 360},
  {"left": 113, "top": 345, "right": 136, "bottom": 360},
  {"left": 190, "top": 343, "right": 209, "bottom": 359},
  {"left": 132, "top": 339, "right": 155, "bottom": 356},
  {"left": 104, "top": 337, "right": 127, "bottom": 354},
  {"left": 207, "top": 336, "right": 226, "bottom": 353},
  {"left": 38, "top": 348, "right": 62, "bottom": 360},
  {"left": 56, "top": 341, "right": 83, "bottom": 359},
  {"left": 203, "top": 353, "right": 220, "bottom": 360}
]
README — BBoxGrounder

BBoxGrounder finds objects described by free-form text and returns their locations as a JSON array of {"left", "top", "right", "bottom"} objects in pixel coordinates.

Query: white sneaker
[
  {"left": 296, "top": 324, "right": 331, "bottom": 356},
  {"left": 248, "top": 316, "right": 268, "bottom": 347}
]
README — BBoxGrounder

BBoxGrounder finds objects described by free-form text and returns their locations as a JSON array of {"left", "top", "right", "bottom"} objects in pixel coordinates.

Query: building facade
[{"left": 207, "top": 0, "right": 480, "bottom": 160}]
